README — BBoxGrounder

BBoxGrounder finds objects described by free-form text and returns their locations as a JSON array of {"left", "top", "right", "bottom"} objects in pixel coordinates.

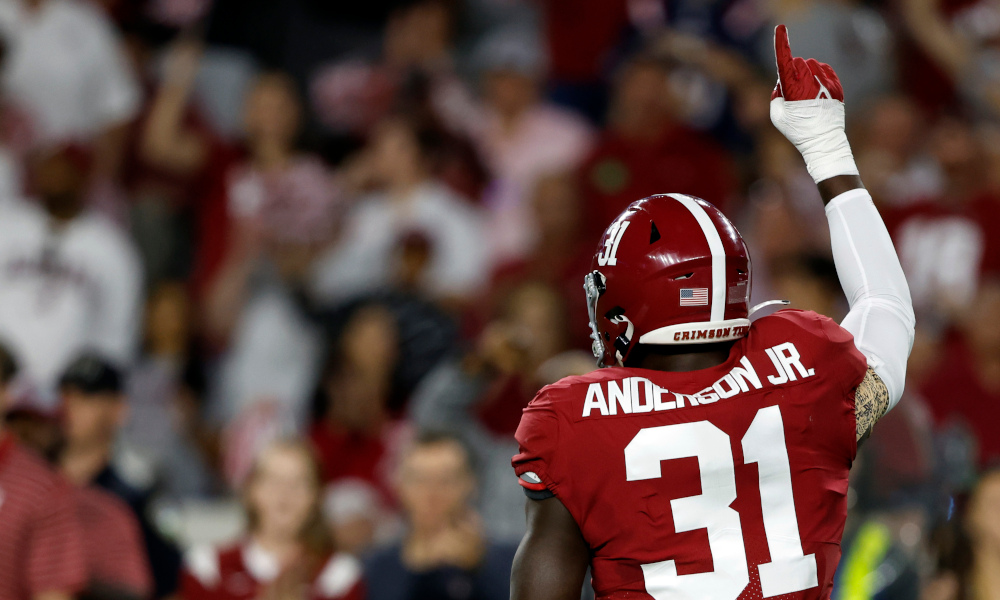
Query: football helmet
[{"left": 586, "top": 193, "right": 752, "bottom": 367}]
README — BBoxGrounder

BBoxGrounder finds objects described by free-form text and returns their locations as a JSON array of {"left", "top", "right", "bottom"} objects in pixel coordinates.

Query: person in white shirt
[
  {"left": 205, "top": 73, "right": 342, "bottom": 437},
  {"left": 0, "top": 145, "right": 142, "bottom": 402},
  {"left": 314, "top": 115, "right": 490, "bottom": 305},
  {"left": 466, "top": 29, "right": 594, "bottom": 261},
  {"left": 0, "top": 0, "right": 141, "bottom": 178}
]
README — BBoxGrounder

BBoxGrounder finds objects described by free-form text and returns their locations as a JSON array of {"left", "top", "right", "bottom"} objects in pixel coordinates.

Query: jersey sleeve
[
  {"left": 511, "top": 388, "right": 562, "bottom": 500},
  {"left": 26, "top": 482, "right": 87, "bottom": 596}
]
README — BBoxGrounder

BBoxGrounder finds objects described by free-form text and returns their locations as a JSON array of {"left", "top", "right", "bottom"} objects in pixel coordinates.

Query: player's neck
[{"left": 629, "top": 342, "right": 735, "bottom": 373}]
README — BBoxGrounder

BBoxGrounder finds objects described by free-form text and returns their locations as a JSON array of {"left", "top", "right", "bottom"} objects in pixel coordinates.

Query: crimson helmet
[{"left": 585, "top": 193, "right": 752, "bottom": 367}]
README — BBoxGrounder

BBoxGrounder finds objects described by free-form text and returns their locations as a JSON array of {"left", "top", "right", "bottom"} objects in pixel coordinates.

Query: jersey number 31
[{"left": 625, "top": 405, "right": 818, "bottom": 599}]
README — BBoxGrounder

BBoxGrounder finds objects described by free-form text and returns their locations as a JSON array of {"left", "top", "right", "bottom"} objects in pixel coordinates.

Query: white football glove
[{"left": 769, "top": 24, "right": 859, "bottom": 183}]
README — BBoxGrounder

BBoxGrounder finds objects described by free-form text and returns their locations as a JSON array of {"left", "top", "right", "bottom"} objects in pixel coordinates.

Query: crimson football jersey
[{"left": 512, "top": 310, "right": 867, "bottom": 600}]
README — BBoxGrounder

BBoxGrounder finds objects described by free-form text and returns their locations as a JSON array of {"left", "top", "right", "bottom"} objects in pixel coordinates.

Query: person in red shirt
[
  {"left": 540, "top": 0, "right": 630, "bottom": 120},
  {"left": 920, "top": 281, "right": 1000, "bottom": 466},
  {"left": 180, "top": 439, "right": 363, "bottom": 600},
  {"left": 0, "top": 343, "right": 87, "bottom": 600},
  {"left": 879, "top": 117, "right": 1000, "bottom": 319},
  {"left": 72, "top": 483, "right": 153, "bottom": 600},
  {"left": 510, "top": 28, "right": 916, "bottom": 599},
  {"left": 2, "top": 366, "right": 152, "bottom": 600},
  {"left": 580, "top": 55, "right": 737, "bottom": 241},
  {"left": 57, "top": 353, "right": 182, "bottom": 598},
  {"left": 310, "top": 306, "right": 410, "bottom": 505},
  {"left": 363, "top": 431, "right": 516, "bottom": 600}
]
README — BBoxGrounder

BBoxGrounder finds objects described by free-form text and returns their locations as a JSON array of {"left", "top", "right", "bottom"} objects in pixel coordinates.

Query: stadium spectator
[
  {"left": 122, "top": 281, "right": 218, "bottom": 501},
  {"left": 580, "top": 55, "right": 736, "bottom": 240},
  {"left": 0, "top": 341, "right": 88, "bottom": 600},
  {"left": 464, "top": 28, "right": 594, "bottom": 261},
  {"left": 410, "top": 282, "right": 571, "bottom": 540},
  {"left": 58, "top": 353, "right": 182, "bottom": 598},
  {"left": 4, "top": 370, "right": 152, "bottom": 600},
  {"left": 310, "top": 0, "right": 461, "bottom": 137},
  {"left": 903, "top": 0, "right": 1000, "bottom": 118},
  {"left": 2, "top": 353, "right": 61, "bottom": 460},
  {"left": 960, "top": 468, "right": 1000, "bottom": 596},
  {"left": 924, "top": 468, "right": 1000, "bottom": 600},
  {"left": 834, "top": 517, "right": 923, "bottom": 599},
  {"left": 881, "top": 117, "right": 1000, "bottom": 319},
  {"left": 364, "top": 431, "right": 515, "bottom": 600},
  {"left": 309, "top": 0, "right": 491, "bottom": 201},
  {"left": 0, "top": 145, "right": 142, "bottom": 399},
  {"left": 308, "top": 287, "right": 460, "bottom": 419},
  {"left": 853, "top": 95, "right": 942, "bottom": 207},
  {"left": 921, "top": 281, "right": 1000, "bottom": 466},
  {"left": 313, "top": 114, "right": 489, "bottom": 306},
  {"left": 310, "top": 305, "right": 411, "bottom": 505},
  {"left": 487, "top": 171, "right": 593, "bottom": 350},
  {"left": 128, "top": 37, "right": 234, "bottom": 286},
  {"left": 768, "top": 254, "right": 845, "bottom": 320},
  {"left": 2, "top": 394, "right": 61, "bottom": 460},
  {"left": 180, "top": 439, "right": 364, "bottom": 600},
  {"left": 0, "top": 34, "right": 36, "bottom": 203},
  {"left": 322, "top": 478, "right": 400, "bottom": 557},
  {"left": 0, "top": 369, "right": 151, "bottom": 600},
  {"left": 206, "top": 71, "right": 342, "bottom": 433},
  {"left": 0, "top": 0, "right": 141, "bottom": 181},
  {"left": 539, "top": 0, "right": 629, "bottom": 120}
]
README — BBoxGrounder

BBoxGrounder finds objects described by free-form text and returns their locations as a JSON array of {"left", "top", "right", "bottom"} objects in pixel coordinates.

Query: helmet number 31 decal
[{"left": 597, "top": 221, "right": 631, "bottom": 267}]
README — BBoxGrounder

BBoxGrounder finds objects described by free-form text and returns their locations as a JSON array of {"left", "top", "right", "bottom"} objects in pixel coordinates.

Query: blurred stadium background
[{"left": 0, "top": 0, "right": 997, "bottom": 598}]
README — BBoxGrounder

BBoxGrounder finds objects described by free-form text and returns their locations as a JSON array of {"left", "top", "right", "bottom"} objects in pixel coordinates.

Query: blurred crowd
[{"left": 0, "top": 0, "right": 998, "bottom": 599}]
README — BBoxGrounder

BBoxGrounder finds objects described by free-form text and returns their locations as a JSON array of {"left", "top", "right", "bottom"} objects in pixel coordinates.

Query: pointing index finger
[{"left": 774, "top": 24, "right": 794, "bottom": 88}]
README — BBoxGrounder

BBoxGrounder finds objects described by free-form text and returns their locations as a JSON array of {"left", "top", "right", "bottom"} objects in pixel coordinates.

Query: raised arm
[
  {"left": 140, "top": 40, "right": 210, "bottom": 175},
  {"left": 901, "top": 0, "right": 972, "bottom": 78},
  {"left": 769, "top": 25, "right": 916, "bottom": 442}
]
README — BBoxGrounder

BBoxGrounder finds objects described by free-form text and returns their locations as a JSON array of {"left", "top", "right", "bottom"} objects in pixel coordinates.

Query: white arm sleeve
[{"left": 826, "top": 188, "right": 916, "bottom": 410}]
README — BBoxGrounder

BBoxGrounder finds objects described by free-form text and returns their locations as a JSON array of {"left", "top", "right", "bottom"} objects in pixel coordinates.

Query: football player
[{"left": 509, "top": 25, "right": 916, "bottom": 600}]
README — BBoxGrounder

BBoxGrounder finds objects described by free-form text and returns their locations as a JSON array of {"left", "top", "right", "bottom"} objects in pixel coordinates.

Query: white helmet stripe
[{"left": 669, "top": 194, "right": 726, "bottom": 322}]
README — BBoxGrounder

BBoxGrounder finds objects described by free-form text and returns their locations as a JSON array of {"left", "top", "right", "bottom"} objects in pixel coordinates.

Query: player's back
[{"left": 513, "top": 309, "right": 869, "bottom": 600}]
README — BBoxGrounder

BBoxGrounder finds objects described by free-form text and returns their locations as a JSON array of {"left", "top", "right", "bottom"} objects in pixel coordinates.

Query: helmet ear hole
[
  {"left": 649, "top": 222, "right": 661, "bottom": 243},
  {"left": 614, "top": 334, "right": 630, "bottom": 356}
]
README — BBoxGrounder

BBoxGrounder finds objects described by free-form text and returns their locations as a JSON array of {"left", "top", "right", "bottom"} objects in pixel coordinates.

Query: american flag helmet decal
[{"left": 680, "top": 288, "right": 710, "bottom": 306}]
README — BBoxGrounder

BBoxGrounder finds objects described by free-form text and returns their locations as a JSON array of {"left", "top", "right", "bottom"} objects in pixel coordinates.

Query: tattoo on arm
[{"left": 855, "top": 368, "right": 890, "bottom": 444}]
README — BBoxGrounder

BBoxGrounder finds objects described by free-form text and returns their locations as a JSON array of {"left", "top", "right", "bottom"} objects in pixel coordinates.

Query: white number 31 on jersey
[{"left": 625, "top": 405, "right": 818, "bottom": 599}]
